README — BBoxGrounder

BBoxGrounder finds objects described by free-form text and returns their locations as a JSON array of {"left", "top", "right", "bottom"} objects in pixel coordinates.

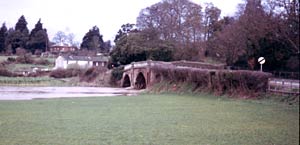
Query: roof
[{"left": 61, "top": 55, "right": 109, "bottom": 62}]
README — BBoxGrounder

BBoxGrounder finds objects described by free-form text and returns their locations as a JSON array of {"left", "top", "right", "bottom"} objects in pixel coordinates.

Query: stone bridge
[{"left": 121, "top": 60, "right": 225, "bottom": 89}]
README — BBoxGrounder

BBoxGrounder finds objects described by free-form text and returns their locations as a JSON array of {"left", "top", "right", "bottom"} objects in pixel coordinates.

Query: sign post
[{"left": 258, "top": 57, "right": 265, "bottom": 72}]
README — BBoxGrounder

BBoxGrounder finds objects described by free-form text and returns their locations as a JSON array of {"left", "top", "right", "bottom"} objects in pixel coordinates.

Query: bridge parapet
[
  {"left": 124, "top": 60, "right": 225, "bottom": 71},
  {"left": 171, "top": 60, "right": 225, "bottom": 69},
  {"left": 124, "top": 60, "right": 173, "bottom": 71}
]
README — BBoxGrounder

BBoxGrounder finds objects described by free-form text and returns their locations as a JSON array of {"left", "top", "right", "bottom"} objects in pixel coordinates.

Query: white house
[{"left": 54, "top": 55, "right": 109, "bottom": 69}]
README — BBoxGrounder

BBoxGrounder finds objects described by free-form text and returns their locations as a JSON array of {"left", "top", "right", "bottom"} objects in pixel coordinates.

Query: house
[{"left": 54, "top": 55, "right": 109, "bottom": 69}]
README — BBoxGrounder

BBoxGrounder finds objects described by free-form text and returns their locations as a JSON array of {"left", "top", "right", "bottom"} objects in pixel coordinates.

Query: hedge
[{"left": 152, "top": 66, "right": 272, "bottom": 97}]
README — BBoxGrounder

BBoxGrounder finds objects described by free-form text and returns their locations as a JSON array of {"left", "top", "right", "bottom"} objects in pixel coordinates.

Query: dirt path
[{"left": 0, "top": 87, "right": 142, "bottom": 100}]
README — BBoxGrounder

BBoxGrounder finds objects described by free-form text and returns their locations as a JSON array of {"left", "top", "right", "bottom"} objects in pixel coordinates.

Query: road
[{"left": 0, "top": 87, "right": 142, "bottom": 100}]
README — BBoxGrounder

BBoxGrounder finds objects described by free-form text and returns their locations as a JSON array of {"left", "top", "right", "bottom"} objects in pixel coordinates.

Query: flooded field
[{"left": 0, "top": 87, "right": 142, "bottom": 100}]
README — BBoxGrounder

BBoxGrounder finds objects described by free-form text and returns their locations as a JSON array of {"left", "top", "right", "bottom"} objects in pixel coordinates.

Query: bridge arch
[
  {"left": 135, "top": 72, "right": 146, "bottom": 89},
  {"left": 122, "top": 74, "right": 131, "bottom": 87}
]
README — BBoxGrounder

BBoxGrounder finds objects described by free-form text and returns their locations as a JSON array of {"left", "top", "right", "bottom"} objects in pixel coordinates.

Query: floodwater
[{"left": 0, "top": 87, "right": 142, "bottom": 100}]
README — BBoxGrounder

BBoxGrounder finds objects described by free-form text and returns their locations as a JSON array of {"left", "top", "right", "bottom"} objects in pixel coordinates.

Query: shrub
[
  {"left": 50, "top": 68, "right": 83, "bottom": 78},
  {"left": 16, "top": 54, "right": 34, "bottom": 64},
  {"left": 214, "top": 70, "right": 272, "bottom": 96},
  {"left": 110, "top": 66, "right": 124, "bottom": 85},
  {"left": 0, "top": 68, "right": 19, "bottom": 77},
  {"left": 80, "top": 67, "right": 107, "bottom": 82},
  {"left": 7, "top": 57, "right": 16, "bottom": 62},
  {"left": 16, "top": 48, "right": 27, "bottom": 56},
  {"left": 152, "top": 66, "right": 272, "bottom": 97},
  {"left": 34, "top": 49, "right": 42, "bottom": 56},
  {"left": 188, "top": 69, "right": 210, "bottom": 90},
  {"left": 34, "top": 58, "right": 50, "bottom": 65},
  {"left": 0, "top": 68, "right": 13, "bottom": 77}
]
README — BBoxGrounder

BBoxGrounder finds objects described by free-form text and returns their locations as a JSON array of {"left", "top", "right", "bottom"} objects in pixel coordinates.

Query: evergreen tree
[
  {"left": 15, "top": 15, "right": 29, "bottom": 34},
  {"left": 27, "top": 19, "right": 49, "bottom": 53},
  {"left": 80, "top": 26, "right": 104, "bottom": 52},
  {"left": 0, "top": 23, "right": 7, "bottom": 53},
  {"left": 5, "top": 15, "right": 30, "bottom": 53}
]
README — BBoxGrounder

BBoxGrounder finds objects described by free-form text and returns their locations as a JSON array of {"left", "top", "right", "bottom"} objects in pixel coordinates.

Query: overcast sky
[{"left": 0, "top": 0, "right": 243, "bottom": 43}]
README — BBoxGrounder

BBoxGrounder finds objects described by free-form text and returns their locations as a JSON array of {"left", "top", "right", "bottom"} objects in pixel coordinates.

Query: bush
[
  {"left": 50, "top": 68, "right": 83, "bottom": 78},
  {"left": 0, "top": 68, "right": 18, "bottom": 77},
  {"left": 0, "top": 68, "right": 13, "bottom": 77},
  {"left": 7, "top": 57, "right": 16, "bottom": 62},
  {"left": 34, "top": 49, "right": 42, "bottom": 56},
  {"left": 16, "top": 54, "right": 34, "bottom": 64},
  {"left": 214, "top": 70, "right": 272, "bottom": 96},
  {"left": 80, "top": 67, "right": 107, "bottom": 82},
  {"left": 34, "top": 58, "right": 51, "bottom": 65},
  {"left": 152, "top": 66, "right": 272, "bottom": 97},
  {"left": 110, "top": 66, "right": 124, "bottom": 85},
  {"left": 16, "top": 48, "right": 27, "bottom": 56}
]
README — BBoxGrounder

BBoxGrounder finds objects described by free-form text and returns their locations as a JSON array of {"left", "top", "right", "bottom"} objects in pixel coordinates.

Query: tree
[
  {"left": 203, "top": 3, "right": 221, "bottom": 41},
  {"left": 52, "top": 31, "right": 78, "bottom": 47},
  {"left": 52, "top": 31, "right": 67, "bottom": 45},
  {"left": 110, "top": 28, "right": 174, "bottom": 66},
  {"left": 209, "top": 0, "right": 268, "bottom": 67},
  {"left": 209, "top": 0, "right": 299, "bottom": 71},
  {"left": 15, "top": 15, "right": 29, "bottom": 34},
  {"left": 0, "top": 23, "right": 7, "bottom": 53},
  {"left": 136, "top": 0, "right": 204, "bottom": 60},
  {"left": 114, "top": 23, "right": 136, "bottom": 43},
  {"left": 5, "top": 15, "right": 30, "bottom": 53},
  {"left": 102, "top": 40, "right": 111, "bottom": 53},
  {"left": 67, "top": 33, "right": 75, "bottom": 46},
  {"left": 27, "top": 19, "right": 49, "bottom": 53},
  {"left": 80, "top": 26, "right": 104, "bottom": 52}
]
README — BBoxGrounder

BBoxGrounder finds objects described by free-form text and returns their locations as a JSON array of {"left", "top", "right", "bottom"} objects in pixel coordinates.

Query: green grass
[
  {"left": 0, "top": 94, "right": 298, "bottom": 145},
  {"left": 0, "top": 76, "right": 67, "bottom": 86},
  {"left": 6, "top": 63, "right": 54, "bottom": 72}
]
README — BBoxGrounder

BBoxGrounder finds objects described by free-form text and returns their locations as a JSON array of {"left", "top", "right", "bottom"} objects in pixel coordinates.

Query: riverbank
[{"left": 0, "top": 86, "right": 142, "bottom": 100}]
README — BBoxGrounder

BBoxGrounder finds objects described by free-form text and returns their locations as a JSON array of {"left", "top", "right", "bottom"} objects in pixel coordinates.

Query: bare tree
[{"left": 137, "top": 0, "right": 204, "bottom": 60}]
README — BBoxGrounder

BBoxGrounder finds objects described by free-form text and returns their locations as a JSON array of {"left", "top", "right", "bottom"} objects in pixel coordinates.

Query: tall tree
[
  {"left": 52, "top": 31, "right": 67, "bottom": 45},
  {"left": 110, "top": 27, "right": 174, "bottom": 66},
  {"left": 203, "top": 3, "right": 221, "bottom": 41},
  {"left": 136, "top": 0, "right": 204, "bottom": 60},
  {"left": 0, "top": 23, "right": 7, "bottom": 53},
  {"left": 5, "top": 15, "right": 30, "bottom": 53},
  {"left": 114, "top": 23, "right": 135, "bottom": 43},
  {"left": 15, "top": 15, "right": 29, "bottom": 34},
  {"left": 27, "top": 19, "right": 49, "bottom": 53},
  {"left": 209, "top": 0, "right": 299, "bottom": 71},
  {"left": 102, "top": 40, "right": 111, "bottom": 53},
  {"left": 80, "top": 26, "right": 104, "bottom": 52}
]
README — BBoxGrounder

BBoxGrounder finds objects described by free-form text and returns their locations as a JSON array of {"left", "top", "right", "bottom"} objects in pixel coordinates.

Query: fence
[
  {"left": 271, "top": 71, "right": 299, "bottom": 80},
  {"left": 268, "top": 78, "right": 300, "bottom": 95}
]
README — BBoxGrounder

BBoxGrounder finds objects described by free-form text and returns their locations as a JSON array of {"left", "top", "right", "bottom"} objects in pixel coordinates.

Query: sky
[{"left": 0, "top": 0, "right": 243, "bottom": 43}]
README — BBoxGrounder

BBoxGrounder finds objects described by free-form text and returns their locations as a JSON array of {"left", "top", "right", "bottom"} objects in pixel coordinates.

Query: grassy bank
[
  {"left": 0, "top": 76, "right": 67, "bottom": 86},
  {"left": 0, "top": 94, "right": 298, "bottom": 145}
]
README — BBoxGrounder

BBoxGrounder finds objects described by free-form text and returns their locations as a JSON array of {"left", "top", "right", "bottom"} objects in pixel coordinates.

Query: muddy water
[{"left": 0, "top": 87, "right": 142, "bottom": 100}]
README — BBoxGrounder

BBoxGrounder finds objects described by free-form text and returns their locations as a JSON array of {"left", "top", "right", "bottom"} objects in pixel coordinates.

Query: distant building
[
  {"left": 49, "top": 42, "right": 78, "bottom": 54},
  {"left": 54, "top": 55, "right": 109, "bottom": 69}
]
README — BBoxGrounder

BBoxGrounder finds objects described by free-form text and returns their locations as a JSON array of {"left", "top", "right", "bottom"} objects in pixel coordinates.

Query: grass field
[
  {"left": 0, "top": 94, "right": 298, "bottom": 145},
  {"left": 0, "top": 76, "right": 67, "bottom": 86}
]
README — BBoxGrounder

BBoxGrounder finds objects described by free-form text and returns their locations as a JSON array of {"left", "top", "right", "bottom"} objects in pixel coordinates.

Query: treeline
[
  {"left": 0, "top": 16, "right": 110, "bottom": 55},
  {"left": 1, "top": 0, "right": 298, "bottom": 72},
  {"left": 0, "top": 16, "right": 48, "bottom": 54},
  {"left": 110, "top": 0, "right": 299, "bottom": 72}
]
